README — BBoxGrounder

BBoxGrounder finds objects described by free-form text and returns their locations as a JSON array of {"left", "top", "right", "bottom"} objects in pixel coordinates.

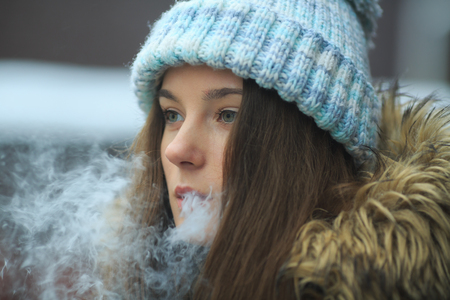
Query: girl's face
[{"left": 159, "top": 64, "right": 243, "bottom": 227}]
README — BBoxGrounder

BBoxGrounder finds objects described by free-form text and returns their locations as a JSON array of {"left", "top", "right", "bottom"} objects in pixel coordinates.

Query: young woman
[{"left": 110, "top": 0, "right": 450, "bottom": 299}]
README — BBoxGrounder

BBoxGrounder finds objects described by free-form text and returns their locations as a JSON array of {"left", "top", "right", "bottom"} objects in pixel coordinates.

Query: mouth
[{"left": 175, "top": 186, "right": 208, "bottom": 209}]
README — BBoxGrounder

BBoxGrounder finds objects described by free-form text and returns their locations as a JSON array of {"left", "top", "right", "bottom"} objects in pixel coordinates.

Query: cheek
[
  {"left": 160, "top": 129, "right": 171, "bottom": 153},
  {"left": 160, "top": 133, "right": 172, "bottom": 178},
  {"left": 209, "top": 135, "right": 228, "bottom": 184}
]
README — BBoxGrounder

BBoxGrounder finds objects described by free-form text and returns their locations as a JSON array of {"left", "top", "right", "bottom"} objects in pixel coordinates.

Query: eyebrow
[
  {"left": 202, "top": 88, "right": 243, "bottom": 101},
  {"left": 158, "top": 89, "right": 179, "bottom": 102},
  {"left": 158, "top": 88, "right": 243, "bottom": 102}
]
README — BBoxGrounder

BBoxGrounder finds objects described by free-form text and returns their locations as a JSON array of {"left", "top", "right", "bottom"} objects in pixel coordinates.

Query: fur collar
[{"left": 283, "top": 85, "right": 450, "bottom": 299}]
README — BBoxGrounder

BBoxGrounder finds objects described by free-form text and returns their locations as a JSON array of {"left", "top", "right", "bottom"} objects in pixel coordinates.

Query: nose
[{"left": 164, "top": 121, "right": 205, "bottom": 169}]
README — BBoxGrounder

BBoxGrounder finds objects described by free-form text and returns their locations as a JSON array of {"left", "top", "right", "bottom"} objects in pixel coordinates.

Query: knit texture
[{"left": 131, "top": 0, "right": 382, "bottom": 162}]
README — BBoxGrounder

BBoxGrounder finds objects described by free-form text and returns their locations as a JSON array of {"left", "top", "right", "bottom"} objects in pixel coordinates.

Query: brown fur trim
[{"left": 281, "top": 84, "right": 450, "bottom": 299}]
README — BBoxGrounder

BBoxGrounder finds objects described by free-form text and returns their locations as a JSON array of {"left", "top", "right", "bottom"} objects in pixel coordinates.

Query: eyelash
[
  {"left": 216, "top": 109, "right": 238, "bottom": 124},
  {"left": 161, "top": 108, "right": 238, "bottom": 124},
  {"left": 162, "top": 109, "right": 183, "bottom": 123}
]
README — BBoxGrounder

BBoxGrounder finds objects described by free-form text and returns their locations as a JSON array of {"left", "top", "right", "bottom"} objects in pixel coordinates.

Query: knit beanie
[{"left": 131, "top": 0, "right": 382, "bottom": 162}]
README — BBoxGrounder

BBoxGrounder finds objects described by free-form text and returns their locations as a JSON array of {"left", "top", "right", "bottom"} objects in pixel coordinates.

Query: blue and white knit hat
[{"left": 131, "top": 0, "right": 382, "bottom": 162}]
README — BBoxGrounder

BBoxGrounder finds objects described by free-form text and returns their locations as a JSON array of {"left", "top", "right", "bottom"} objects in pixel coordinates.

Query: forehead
[{"left": 162, "top": 64, "right": 243, "bottom": 91}]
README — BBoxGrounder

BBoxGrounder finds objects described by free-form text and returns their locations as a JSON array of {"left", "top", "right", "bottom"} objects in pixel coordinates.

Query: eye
[
  {"left": 164, "top": 110, "right": 184, "bottom": 123},
  {"left": 218, "top": 110, "right": 237, "bottom": 124}
]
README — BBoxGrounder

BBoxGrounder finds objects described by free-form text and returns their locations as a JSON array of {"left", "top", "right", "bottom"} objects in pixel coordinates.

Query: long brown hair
[
  {"left": 118, "top": 96, "right": 170, "bottom": 299},
  {"left": 192, "top": 79, "right": 359, "bottom": 299},
  {"left": 121, "top": 77, "right": 360, "bottom": 299}
]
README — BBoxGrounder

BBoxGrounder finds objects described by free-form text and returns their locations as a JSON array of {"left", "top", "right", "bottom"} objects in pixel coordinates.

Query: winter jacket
[{"left": 283, "top": 86, "right": 450, "bottom": 299}]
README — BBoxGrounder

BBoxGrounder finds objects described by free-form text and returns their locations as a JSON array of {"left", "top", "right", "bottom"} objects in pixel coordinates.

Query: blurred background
[
  {"left": 1, "top": 1, "right": 450, "bottom": 296},
  {"left": 1, "top": 0, "right": 450, "bottom": 140}
]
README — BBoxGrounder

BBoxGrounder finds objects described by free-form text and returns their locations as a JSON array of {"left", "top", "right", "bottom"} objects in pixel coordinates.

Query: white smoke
[
  {"left": 0, "top": 138, "right": 218, "bottom": 299},
  {"left": 170, "top": 190, "right": 221, "bottom": 246}
]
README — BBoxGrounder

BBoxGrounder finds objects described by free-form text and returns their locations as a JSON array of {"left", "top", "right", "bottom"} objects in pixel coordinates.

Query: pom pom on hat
[{"left": 346, "top": 0, "right": 382, "bottom": 40}]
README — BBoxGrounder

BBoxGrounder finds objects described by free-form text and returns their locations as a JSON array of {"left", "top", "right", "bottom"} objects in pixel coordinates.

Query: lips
[{"left": 174, "top": 186, "right": 208, "bottom": 209}]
